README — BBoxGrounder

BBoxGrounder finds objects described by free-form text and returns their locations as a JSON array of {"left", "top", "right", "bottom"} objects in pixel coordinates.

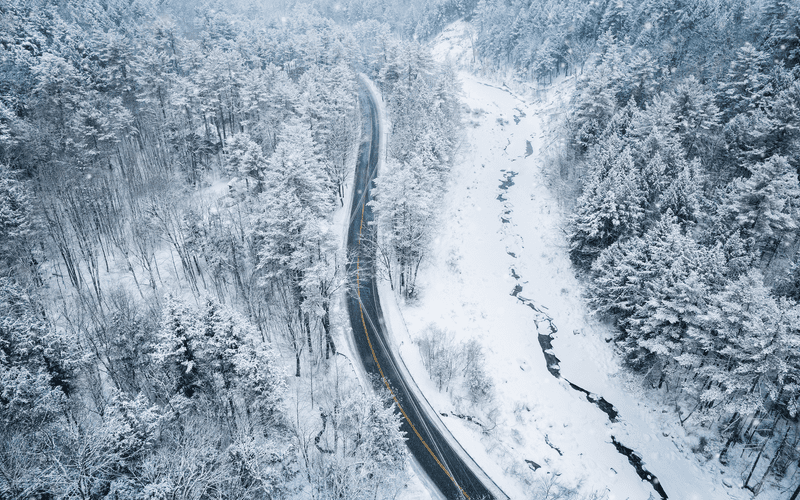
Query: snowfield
[{"left": 378, "top": 22, "right": 764, "bottom": 500}]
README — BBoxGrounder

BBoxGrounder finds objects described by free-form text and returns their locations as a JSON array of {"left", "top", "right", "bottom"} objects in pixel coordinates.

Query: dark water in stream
[
  {"left": 520, "top": 292, "right": 667, "bottom": 498},
  {"left": 495, "top": 170, "right": 667, "bottom": 498}
]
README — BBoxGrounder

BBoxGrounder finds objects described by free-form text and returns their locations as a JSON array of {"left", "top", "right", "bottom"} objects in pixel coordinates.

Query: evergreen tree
[
  {"left": 718, "top": 43, "right": 775, "bottom": 121},
  {"left": 600, "top": 0, "right": 631, "bottom": 36},
  {"left": 225, "top": 132, "right": 267, "bottom": 192},
  {"left": 703, "top": 270, "right": 782, "bottom": 417},
  {"left": 759, "top": 0, "right": 800, "bottom": 68},
  {"left": 370, "top": 155, "right": 439, "bottom": 298},
  {"left": 153, "top": 296, "right": 201, "bottom": 399},
  {"left": 723, "top": 155, "right": 800, "bottom": 256},
  {"left": 569, "top": 146, "right": 646, "bottom": 266},
  {"left": 658, "top": 158, "right": 703, "bottom": 223},
  {"left": 254, "top": 114, "right": 336, "bottom": 376},
  {"left": 569, "top": 45, "right": 619, "bottom": 151},
  {"left": 670, "top": 76, "right": 722, "bottom": 160},
  {"left": 315, "top": 388, "right": 408, "bottom": 499},
  {"left": 0, "top": 166, "right": 38, "bottom": 280}
]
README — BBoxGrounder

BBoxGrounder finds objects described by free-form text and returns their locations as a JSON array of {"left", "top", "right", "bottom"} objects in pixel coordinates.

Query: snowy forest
[
  {"left": 471, "top": 0, "right": 800, "bottom": 495},
  {"left": 0, "top": 0, "right": 461, "bottom": 497},
  {"left": 6, "top": 0, "right": 800, "bottom": 498}
]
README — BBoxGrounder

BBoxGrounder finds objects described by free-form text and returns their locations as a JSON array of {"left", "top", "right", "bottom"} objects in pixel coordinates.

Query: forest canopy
[
  {"left": 0, "top": 0, "right": 461, "bottom": 498},
  {"left": 8, "top": 0, "right": 800, "bottom": 496}
]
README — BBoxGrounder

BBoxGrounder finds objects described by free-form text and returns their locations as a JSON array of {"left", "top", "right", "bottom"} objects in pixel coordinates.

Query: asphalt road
[{"left": 346, "top": 83, "right": 496, "bottom": 500}]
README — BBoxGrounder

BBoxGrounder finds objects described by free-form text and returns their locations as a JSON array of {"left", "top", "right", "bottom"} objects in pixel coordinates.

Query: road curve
[{"left": 346, "top": 83, "right": 497, "bottom": 500}]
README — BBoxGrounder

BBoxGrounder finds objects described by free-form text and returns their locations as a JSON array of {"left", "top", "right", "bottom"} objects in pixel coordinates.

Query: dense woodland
[
  {"left": 469, "top": 0, "right": 800, "bottom": 494},
  {"left": 0, "top": 0, "right": 461, "bottom": 498},
  {"left": 6, "top": 0, "right": 800, "bottom": 497}
]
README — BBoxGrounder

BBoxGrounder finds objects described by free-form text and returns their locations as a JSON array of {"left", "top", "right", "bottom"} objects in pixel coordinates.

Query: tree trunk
[
  {"left": 323, "top": 301, "right": 335, "bottom": 359},
  {"left": 744, "top": 435, "right": 768, "bottom": 490},
  {"left": 755, "top": 423, "right": 789, "bottom": 494},
  {"left": 719, "top": 413, "right": 741, "bottom": 465},
  {"left": 790, "top": 482, "right": 800, "bottom": 500},
  {"left": 305, "top": 312, "right": 313, "bottom": 355}
]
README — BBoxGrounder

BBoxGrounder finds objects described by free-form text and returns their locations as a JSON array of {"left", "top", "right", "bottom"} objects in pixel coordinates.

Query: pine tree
[
  {"left": 0, "top": 166, "right": 38, "bottom": 280},
  {"left": 254, "top": 114, "right": 336, "bottom": 376},
  {"left": 233, "top": 334, "right": 286, "bottom": 428},
  {"left": 703, "top": 270, "right": 782, "bottom": 417},
  {"left": 316, "top": 388, "right": 408, "bottom": 499},
  {"left": 759, "top": 0, "right": 800, "bottom": 67},
  {"left": 600, "top": 0, "right": 630, "bottom": 36},
  {"left": 30, "top": 52, "right": 85, "bottom": 119},
  {"left": 569, "top": 146, "right": 646, "bottom": 266},
  {"left": 0, "top": 278, "right": 68, "bottom": 441},
  {"left": 298, "top": 63, "right": 358, "bottom": 204},
  {"left": 640, "top": 151, "right": 669, "bottom": 205},
  {"left": 724, "top": 155, "right": 800, "bottom": 257},
  {"left": 263, "top": 116, "right": 334, "bottom": 221},
  {"left": 153, "top": 296, "right": 201, "bottom": 399},
  {"left": 370, "top": 155, "right": 439, "bottom": 298},
  {"left": 721, "top": 230, "right": 756, "bottom": 280},
  {"left": 588, "top": 234, "right": 650, "bottom": 321},
  {"left": 718, "top": 43, "right": 775, "bottom": 121},
  {"left": 569, "top": 53, "right": 618, "bottom": 151},
  {"left": 670, "top": 76, "right": 722, "bottom": 160},
  {"left": 225, "top": 133, "right": 266, "bottom": 192},
  {"left": 658, "top": 158, "right": 703, "bottom": 223},
  {"left": 620, "top": 48, "right": 658, "bottom": 107},
  {"left": 764, "top": 79, "right": 800, "bottom": 165},
  {"left": 589, "top": 214, "right": 701, "bottom": 349}
]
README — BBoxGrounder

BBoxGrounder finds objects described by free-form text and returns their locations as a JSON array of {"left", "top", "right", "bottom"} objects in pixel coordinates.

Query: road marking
[{"left": 356, "top": 194, "right": 471, "bottom": 500}]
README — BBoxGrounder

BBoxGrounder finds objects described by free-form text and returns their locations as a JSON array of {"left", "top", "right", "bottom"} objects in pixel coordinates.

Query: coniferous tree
[
  {"left": 723, "top": 155, "right": 800, "bottom": 257},
  {"left": 225, "top": 133, "right": 267, "bottom": 192},
  {"left": 569, "top": 146, "right": 646, "bottom": 266},
  {"left": 703, "top": 270, "right": 782, "bottom": 417},
  {"left": 370, "top": 156, "right": 438, "bottom": 298},
  {"left": 670, "top": 76, "right": 722, "bottom": 161}
]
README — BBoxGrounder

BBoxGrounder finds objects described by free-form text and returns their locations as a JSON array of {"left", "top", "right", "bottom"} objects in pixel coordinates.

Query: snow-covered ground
[{"left": 377, "top": 21, "right": 761, "bottom": 500}]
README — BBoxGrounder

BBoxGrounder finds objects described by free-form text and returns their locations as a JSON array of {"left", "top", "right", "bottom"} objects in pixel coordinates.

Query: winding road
[{"left": 346, "top": 82, "right": 499, "bottom": 500}]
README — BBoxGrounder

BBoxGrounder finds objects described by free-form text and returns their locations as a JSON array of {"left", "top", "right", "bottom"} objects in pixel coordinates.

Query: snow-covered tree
[
  {"left": 254, "top": 114, "right": 337, "bottom": 375},
  {"left": 658, "top": 158, "right": 703, "bottom": 223},
  {"left": 702, "top": 270, "right": 784, "bottom": 417},
  {"left": 569, "top": 146, "right": 646, "bottom": 266},
  {"left": 719, "top": 43, "right": 775, "bottom": 121},
  {"left": 153, "top": 296, "right": 201, "bottom": 399},
  {"left": 225, "top": 133, "right": 267, "bottom": 192},
  {"left": 312, "top": 387, "right": 408, "bottom": 500},
  {"left": 670, "top": 76, "right": 722, "bottom": 160},
  {"left": 569, "top": 57, "right": 618, "bottom": 151},
  {"left": 723, "top": 155, "right": 800, "bottom": 257},
  {"left": 0, "top": 167, "right": 39, "bottom": 280},
  {"left": 370, "top": 156, "right": 439, "bottom": 298}
]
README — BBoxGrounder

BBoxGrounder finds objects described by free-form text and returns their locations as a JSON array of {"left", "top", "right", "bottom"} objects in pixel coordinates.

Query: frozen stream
[{"left": 497, "top": 168, "right": 669, "bottom": 499}]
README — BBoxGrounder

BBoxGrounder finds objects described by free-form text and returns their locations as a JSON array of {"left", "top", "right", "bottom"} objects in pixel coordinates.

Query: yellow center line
[{"left": 356, "top": 199, "right": 470, "bottom": 500}]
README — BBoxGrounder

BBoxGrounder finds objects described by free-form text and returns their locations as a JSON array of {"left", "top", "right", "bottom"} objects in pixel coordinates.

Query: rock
[{"left": 525, "top": 459, "right": 540, "bottom": 471}]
